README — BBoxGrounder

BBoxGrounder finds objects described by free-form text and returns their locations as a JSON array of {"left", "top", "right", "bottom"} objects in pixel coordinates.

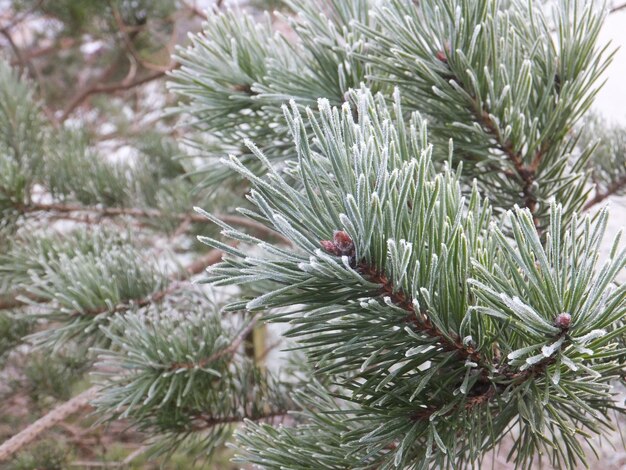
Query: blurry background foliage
[{"left": 0, "top": 0, "right": 285, "bottom": 467}]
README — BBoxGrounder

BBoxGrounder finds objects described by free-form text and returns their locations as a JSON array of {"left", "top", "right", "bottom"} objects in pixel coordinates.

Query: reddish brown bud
[
  {"left": 333, "top": 230, "right": 355, "bottom": 255},
  {"left": 320, "top": 240, "right": 341, "bottom": 256},
  {"left": 554, "top": 312, "right": 571, "bottom": 329},
  {"left": 436, "top": 50, "right": 448, "bottom": 63}
]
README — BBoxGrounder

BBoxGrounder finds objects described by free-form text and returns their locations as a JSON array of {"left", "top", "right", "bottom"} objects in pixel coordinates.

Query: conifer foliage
[
  {"left": 197, "top": 88, "right": 626, "bottom": 469},
  {"left": 3, "top": 0, "right": 626, "bottom": 468},
  {"left": 172, "top": 0, "right": 626, "bottom": 467}
]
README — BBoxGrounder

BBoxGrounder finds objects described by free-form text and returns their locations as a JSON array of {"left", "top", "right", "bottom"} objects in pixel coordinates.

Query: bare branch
[
  {"left": 0, "top": 386, "right": 99, "bottom": 462},
  {"left": 610, "top": 2, "right": 626, "bottom": 14},
  {"left": 110, "top": 5, "right": 175, "bottom": 73},
  {"left": 24, "top": 202, "right": 289, "bottom": 243},
  {"left": 182, "top": 1, "right": 209, "bottom": 19},
  {"left": 59, "top": 66, "right": 175, "bottom": 122},
  {"left": 582, "top": 174, "right": 626, "bottom": 211}
]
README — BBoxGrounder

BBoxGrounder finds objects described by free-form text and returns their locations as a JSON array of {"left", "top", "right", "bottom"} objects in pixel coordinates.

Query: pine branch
[
  {"left": 71, "top": 248, "right": 226, "bottom": 318},
  {"left": 441, "top": 65, "right": 544, "bottom": 226},
  {"left": 580, "top": 116, "right": 626, "bottom": 211},
  {"left": 360, "top": 258, "right": 570, "bottom": 420},
  {"left": 0, "top": 243, "right": 226, "bottom": 314},
  {"left": 359, "top": 263, "right": 484, "bottom": 366},
  {"left": 0, "top": 249, "right": 230, "bottom": 460}
]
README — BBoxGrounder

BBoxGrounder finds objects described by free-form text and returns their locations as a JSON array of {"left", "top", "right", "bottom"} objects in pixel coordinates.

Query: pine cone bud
[
  {"left": 554, "top": 312, "right": 571, "bottom": 329},
  {"left": 436, "top": 50, "right": 448, "bottom": 63},
  {"left": 320, "top": 231, "right": 356, "bottom": 258},
  {"left": 320, "top": 239, "right": 341, "bottom": 256},
  {"left": 333, "top": 231, "right": 355, "bottom": 256}
]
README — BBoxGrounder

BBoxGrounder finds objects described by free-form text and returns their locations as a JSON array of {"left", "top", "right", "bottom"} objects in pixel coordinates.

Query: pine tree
[{"left": 2, "top": 0, "right": 626, "bottom": 469}]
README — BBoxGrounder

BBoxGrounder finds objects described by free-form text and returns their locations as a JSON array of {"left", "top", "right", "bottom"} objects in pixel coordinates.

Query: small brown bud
[
  {"left": 321, "top": 231, "right": 356, "bottom": 259},
  {"left": 436, "top": 50, "right": 448, "bottom": 63},
  {"left": 333, "top": 230, "right": 355, "bottom": 255},
  {"left": 320, "top": 239, "right": 341, "bottom": 256},
  {"left": 554, "top": 312, "right": 571, "bottom": 329}
]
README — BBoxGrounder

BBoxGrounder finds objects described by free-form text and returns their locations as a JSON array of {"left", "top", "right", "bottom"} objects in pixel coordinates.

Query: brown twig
[
  {"left": 59, "top": 66, "right": 174, "bottom": 122},
  {"left": 582, "top": 174, "right": 626, "bottom": 211},
  {"left": 110, "top": 4, "right": 175, "bottom": 73},
  {"left": 610, "top": 2, "right": 626, "bottom": 13}
]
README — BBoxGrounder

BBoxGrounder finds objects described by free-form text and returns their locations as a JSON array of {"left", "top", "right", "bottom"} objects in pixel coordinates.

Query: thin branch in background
[
  {"left": 182, "top": 0, "right": 209, "bottom": 19},
  {"left": 0, "top": 0, "right": 42, "bottom": 31},
  {"left": 11, "top": 37, "right": 77, "bottom": 66},
  {"left": 110, "top": 4, "right": 175, "bottom": 73},
  {"left": 59, "top": 66, "right": 175, "bottom": 122},
  {"left": 23, "top": 202, "right": 290, "bottom": 243},
  {"left": 169, "top": 313, "right": 261, "bottom": 370},
  {"left": 610, "top": 2, "right": 626, "bottom": 14},
  {"left": 583, "top": 174, "right": 626, "bottom": 211},
  {"left": 0, "top": 25, "right": 57, "bottom": 125}
]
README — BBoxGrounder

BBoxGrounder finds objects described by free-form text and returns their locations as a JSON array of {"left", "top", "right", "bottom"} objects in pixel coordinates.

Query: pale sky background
[
  {"left": 591, "top": 7, "right": 626, "bottom": 272},
  {"left": 595, "top": 8, "right": 626, "bottom": 124}
]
